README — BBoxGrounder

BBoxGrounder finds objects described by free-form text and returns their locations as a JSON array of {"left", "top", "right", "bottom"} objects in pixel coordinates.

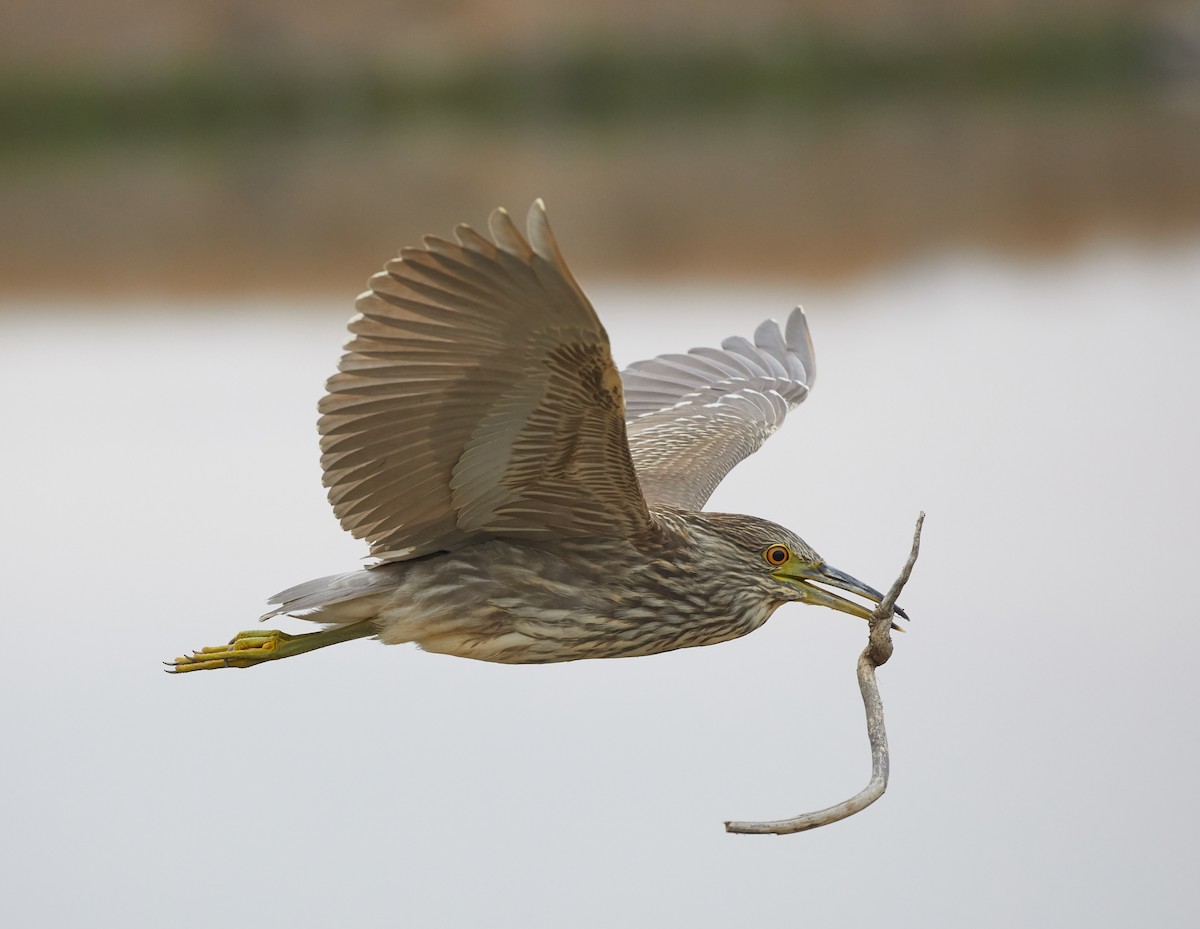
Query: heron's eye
[{"left": 763, "top": 544, "right": 791, "bottom": 566}]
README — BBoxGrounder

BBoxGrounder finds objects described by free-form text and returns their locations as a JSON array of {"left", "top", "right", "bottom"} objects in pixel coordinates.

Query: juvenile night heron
[{"left": 171, "top": 201, "right": 904, "bottom": 672}]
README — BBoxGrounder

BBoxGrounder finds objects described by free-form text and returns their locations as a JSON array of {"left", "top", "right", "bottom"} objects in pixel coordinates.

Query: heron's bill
[{"left": 775, "top": 562, "right": 907, "bottom": 623}]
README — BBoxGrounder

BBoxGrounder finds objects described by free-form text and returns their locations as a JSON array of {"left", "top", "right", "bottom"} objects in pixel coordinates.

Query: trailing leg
[{"left": 168, "top": 620, "right": 377, "bottom": 672}]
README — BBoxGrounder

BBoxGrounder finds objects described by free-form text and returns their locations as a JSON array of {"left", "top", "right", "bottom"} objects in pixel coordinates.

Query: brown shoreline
[{"left": 2, "top": 98, "right": 1197, "bottom": 298}]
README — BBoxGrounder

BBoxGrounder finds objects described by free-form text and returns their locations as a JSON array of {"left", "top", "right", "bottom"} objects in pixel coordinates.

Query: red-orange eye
[{"left": 763, "top": 544, "right": 790, "bottom": 566}]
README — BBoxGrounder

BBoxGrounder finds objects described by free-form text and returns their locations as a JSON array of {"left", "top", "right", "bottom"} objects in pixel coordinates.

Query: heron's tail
[{"left": 260, "top": 565, "right": 406, "bottom": 622}]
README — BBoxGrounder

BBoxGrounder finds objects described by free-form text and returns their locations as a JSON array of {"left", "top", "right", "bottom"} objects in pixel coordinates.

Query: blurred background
[
  {"left": 3, "top": 3, "right": 1199, "bottom": 928},
  {"left": 4, "top": 0, "right": 1199, "bottom": 292}
]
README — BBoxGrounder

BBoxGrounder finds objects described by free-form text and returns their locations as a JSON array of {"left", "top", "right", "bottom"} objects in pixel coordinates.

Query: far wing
[{"left": 620, "top": 309, "right": 815, "bottom": 510}]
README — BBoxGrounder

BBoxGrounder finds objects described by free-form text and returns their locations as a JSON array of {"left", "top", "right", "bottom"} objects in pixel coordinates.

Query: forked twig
[{"left": 725, "top": 513, "right": 924, "bottom": 835}]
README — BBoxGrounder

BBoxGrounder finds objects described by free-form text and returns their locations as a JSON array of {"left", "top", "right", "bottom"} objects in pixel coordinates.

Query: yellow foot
[
  {"left": 167, "top": 619, "right": 378, "bottom": 673},
  {"left": 168, "top": 629, "right": 296, "bottom": 672}
]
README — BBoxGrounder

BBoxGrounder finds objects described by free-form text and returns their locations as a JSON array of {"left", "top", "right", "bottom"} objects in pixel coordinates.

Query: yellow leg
[{"left": 167, "top": 620, "right": 377, "bottom": 673}]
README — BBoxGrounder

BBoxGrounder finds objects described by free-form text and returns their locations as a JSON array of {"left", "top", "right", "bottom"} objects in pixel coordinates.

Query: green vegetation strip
[{"left": 1, "top": 19, "right": 1160, "bottom": 150}]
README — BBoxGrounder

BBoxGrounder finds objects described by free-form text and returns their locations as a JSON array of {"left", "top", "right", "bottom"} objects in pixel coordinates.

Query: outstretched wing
[
  {"left": 319, "top": 201, "right": 651, "bottom": 563},
  {"left": 620, "top": 309, "right": 815, "bottom": 510}
]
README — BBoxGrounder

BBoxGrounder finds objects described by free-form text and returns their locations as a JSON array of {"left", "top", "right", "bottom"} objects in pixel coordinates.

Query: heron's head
[{"left": 698, "top": 513, "right": 905, "bottom": 622}]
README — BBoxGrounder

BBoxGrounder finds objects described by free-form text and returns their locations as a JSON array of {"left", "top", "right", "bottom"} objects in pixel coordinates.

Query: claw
[
  {"left": 166, "top": 620, "right": 378, "bottom": 672},
  {"left": 167, "top": 630, "right": 293, "bottom": 672}
]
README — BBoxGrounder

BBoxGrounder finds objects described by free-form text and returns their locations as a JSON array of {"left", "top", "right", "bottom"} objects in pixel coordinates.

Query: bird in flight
[{"left": 171, "top": 201, "right": 904, "bottom": 672}]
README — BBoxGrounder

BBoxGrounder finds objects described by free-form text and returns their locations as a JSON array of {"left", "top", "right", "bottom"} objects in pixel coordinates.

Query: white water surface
[{"left": 1, "top": 241, "right": 1198, "bottom": 927}]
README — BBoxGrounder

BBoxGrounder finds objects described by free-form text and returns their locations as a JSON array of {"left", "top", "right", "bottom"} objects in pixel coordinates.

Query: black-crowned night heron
[{"left": 171, "top": 201, "right": 905, "bottom": 672}]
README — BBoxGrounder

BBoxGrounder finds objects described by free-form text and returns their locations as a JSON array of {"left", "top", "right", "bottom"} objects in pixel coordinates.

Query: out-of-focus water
[{"left": 1, "top": 241, "right": 1197, "bottom": 927}]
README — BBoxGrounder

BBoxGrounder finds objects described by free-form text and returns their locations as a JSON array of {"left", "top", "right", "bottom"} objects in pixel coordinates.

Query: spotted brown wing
[{"left": 318, "top": 202, "right": 651, "bottom": 563}]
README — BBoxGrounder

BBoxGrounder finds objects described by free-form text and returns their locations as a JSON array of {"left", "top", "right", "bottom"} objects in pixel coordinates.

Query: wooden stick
[{"left": 725, "top": 513, "right": 924, "bottom": 835}]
